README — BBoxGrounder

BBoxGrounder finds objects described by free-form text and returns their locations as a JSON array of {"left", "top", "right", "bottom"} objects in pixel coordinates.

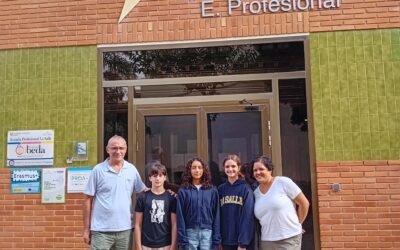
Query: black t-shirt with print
[{"left": 135, "top": 191, "right": 177, "bottom": 248}]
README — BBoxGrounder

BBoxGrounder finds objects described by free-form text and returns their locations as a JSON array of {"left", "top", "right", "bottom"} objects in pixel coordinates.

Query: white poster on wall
[
  {"left": 42, "top": 168, "right": 66, "bottom": 203},
  {"left": 67, "top": 167, "right": 92, "bottom": 193},
  {"left": 10, "top": 169, "right": 41, "bottom": 194},
  {"left": 7, "top": 130, "right": 54, "bottom": 167}
]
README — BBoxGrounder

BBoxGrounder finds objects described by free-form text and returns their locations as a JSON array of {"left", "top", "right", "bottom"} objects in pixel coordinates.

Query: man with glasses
[{"left": 83, "top": 135, "right": 147, "bottom": 250}]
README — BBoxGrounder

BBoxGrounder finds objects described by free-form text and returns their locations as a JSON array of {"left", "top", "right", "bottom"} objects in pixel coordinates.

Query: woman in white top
[{"left": 252, "top": 156, "right": 309, "bottom": 250}]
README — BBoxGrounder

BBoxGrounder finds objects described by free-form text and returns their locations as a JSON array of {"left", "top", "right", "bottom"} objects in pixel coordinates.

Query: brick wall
[
  {"left": 2, "top": 161, "right": 399, "bottom": 249},
  {"left": 0, "top": 45, "right": 97, "bottom": 249},
  {"left": 317, "top": 160, "right": 400, "bottom": 249},
  {"left": 0, "top": 0, "right": 98, "bottom": 49},
  {"left": 0, "top": 0, "right": 399, "bottom": 49},
  {"left": 0, "top": 168, "right": 88, "bottom": 250},
  {"left": 0, "top": 46, "right": 98, "bottom": 168}
]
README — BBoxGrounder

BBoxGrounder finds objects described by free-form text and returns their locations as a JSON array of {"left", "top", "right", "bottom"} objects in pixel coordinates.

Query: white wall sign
[
  {"left": 7, "top": 130, "right": 54, "bottom": 167},
  {"left": 67, "top": 167, "right": 92, "bottom": 193},
  {"left": 41, "top": 168, "right": 66, "bottom": 203}
]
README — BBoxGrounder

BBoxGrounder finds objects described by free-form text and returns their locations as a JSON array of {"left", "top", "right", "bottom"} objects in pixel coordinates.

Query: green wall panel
[
  {"left": 0, "top": 46, "right": 98, "bottom": 168},
  {"left": 310, "top": 29, "right": 400, "bottom": 161}
]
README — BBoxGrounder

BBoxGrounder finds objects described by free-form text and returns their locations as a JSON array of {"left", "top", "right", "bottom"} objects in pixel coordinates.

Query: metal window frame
[{"left": 97, "top": 34, "right": 319, "bottom": 249}]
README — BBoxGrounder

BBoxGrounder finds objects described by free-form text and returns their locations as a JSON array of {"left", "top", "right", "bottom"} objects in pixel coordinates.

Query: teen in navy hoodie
[
  {"left": 176, "top": 157, "right": 220, "bottom": 250},
  {"left": 218, "top": 154, "right": 255, "bottom": 250}
]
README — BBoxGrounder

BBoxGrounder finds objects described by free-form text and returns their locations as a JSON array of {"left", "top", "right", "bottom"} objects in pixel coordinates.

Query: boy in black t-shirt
[{"left": 134, "top": 163, "right": 177, "bottom": 250}]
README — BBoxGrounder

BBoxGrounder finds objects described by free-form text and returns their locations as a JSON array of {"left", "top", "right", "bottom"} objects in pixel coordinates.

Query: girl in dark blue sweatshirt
[
  {"left": 218, "top": 154, "right": 255, "bottom": 250},
  {"left": 176, "top": 157, "right": 220, "bottom": 250}
]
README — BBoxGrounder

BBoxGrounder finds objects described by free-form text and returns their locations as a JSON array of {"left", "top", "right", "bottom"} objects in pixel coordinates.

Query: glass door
[
  {"left": 203, "top": 104, "right": 270, "bottom": 187},
  {"left": 136, "top": 101, "right": 270, "bottom": 188},
  {"left": 136, "top": 107, "right": 200, "bottom": 192},
  {"left": 144, "top": 115, "right": 197, "bottom": 189}
]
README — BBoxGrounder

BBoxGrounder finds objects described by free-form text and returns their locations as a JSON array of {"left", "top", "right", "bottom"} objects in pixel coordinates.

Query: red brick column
[{"left": 316, "top": 160, "right": 400, "bottom": 249}]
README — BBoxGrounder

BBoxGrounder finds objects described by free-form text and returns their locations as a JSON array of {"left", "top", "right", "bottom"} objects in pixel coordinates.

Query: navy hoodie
[
  {"left": 176, "top": 185, "right": 220, "bottom": 250},
  {"left": 218, "top": 179, "right": 255, "bottom": 248}
]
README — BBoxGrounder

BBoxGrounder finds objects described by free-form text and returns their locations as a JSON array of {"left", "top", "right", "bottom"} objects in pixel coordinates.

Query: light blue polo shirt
[{"left": 84, "top": 159, "right": 146, "bottom": 232}]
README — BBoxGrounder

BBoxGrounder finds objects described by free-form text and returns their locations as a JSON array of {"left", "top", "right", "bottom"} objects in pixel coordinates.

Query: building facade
[{"left": 0, "top": 0, "right": 399, "bottom": 249}]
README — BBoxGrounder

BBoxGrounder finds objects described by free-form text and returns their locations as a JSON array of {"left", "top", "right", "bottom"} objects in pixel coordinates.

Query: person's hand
[
  {"left": 83, "top": 228, "right": 91, "bottom": 245},
  {"left": 302, "top": 228, "right": 306, "bottom": 234},
  {"left": 143, "top": 187, "right": 150, "bottom": 192},
  {"left": 167, "top": 189, "right": 177, "bottom": 197},
  {"left": 238, "top": 247, "right": 246, "bottom": 250}
]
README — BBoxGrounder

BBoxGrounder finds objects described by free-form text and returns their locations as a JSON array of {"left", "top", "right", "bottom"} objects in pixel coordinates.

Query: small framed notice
[
  {"left": 72, "top": 141, "right": 88, "bottom": 161},
  {"left": 41, "top": 168, "right": 66, "bottom": 203},
  {"left": 10, "top": 169, "right": 41, "bottom": 194},
  {"left": 67, "top": 167, "right": 92, "bottom": 193}
]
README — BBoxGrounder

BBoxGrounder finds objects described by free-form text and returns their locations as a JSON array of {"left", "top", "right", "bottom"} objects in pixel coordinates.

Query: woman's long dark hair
[{"left": 181, "top": 157, "right": 212, "bottom": 189}]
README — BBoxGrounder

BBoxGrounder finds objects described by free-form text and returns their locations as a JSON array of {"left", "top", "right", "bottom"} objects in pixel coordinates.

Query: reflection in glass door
[
  {"left": 138, "top": 102, "right": 269, "bottom": 191},
  {"left": 207, "top": 112, "right": 263, "bottom": 186},
  {"left": 144, "top": 115, "right": 197, "bottom": 191}
]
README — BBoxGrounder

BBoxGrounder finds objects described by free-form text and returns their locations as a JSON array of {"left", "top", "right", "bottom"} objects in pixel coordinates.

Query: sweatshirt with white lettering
[{"left": 218, "top": 179, "right": 255, "bottom": 248}]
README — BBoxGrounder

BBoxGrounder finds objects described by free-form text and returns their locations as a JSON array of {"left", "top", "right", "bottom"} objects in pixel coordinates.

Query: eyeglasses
[{"left": 109, "top": 146, "right": 126, "bottom": 151}]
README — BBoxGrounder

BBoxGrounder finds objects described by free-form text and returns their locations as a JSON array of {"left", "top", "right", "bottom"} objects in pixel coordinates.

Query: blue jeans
[{"left": 186, "top": 228, "right": 212, "bottom": 250}]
